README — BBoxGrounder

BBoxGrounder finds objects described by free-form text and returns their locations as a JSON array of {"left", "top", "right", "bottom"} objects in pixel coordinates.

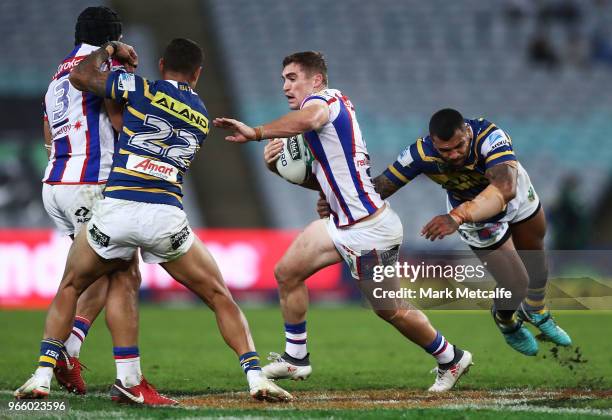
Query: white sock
[
  {"left": 246, "top": 369, "right": 265, "bottom": 389},
  {"left": 115, "top": 357, "right": 142, "bottom": 387},
  {"left": 64, "top": 333, "right": 84, "bottom": 358},
  {"left": 285, "top": 332, "right": 308, "bottom": 359},
  {"left": 34, "top": 367, "right": 53, "bottom": 385},
  {"left": 432, "top": 340, "right": 455, "bottom": 365}
]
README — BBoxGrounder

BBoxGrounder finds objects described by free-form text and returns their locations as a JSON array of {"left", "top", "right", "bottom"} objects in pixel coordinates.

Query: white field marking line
[{"left": 441, "top": 403, "right": 612, "bottom": 417}]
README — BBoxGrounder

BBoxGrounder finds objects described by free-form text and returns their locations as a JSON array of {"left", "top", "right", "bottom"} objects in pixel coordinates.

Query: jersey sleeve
[
  {"left": 300, "top": 90, "right": 343, "bottom": 121},
  {"left": 382, "top": 142, "right": 423, "bottom": 187},
  {"left": 105, "top": 71, "right": 146, "bottom": 103},
  {"left": 478, "top": 127, "right": 517, "bottom": 169}
]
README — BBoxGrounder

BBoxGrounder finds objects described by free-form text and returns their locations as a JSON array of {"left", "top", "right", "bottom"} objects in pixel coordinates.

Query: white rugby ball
[{"left": 276, "top": 134, "right": 312, "bottom": 184}]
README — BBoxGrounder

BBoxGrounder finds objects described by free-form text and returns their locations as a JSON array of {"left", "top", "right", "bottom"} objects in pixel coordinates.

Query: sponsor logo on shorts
[
  {"left": 527, "top": 186, "right": 535, "bottom": 202},
  {"left": 170, "top": 226, "right": 190, "bottom": 250},
  {"left": 127, "top": 155, "right": 178, "bottom": 183},
  {"left": 380, "top": 246, "right": 400, "bottom": 266},
  {"left": 74, "top": 207, "right": 91, "bottom": 224},
  {"left": 89, "top": 224, "right": 110, "bottom": 247}
]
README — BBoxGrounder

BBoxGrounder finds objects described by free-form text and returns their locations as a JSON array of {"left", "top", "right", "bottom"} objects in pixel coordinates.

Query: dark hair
[
  {"left": 429, "top": 108, "right": 465, "bottom": 141},
  {"left": 162, "top": 38, "right": 204, "bottom": 75},
  {"left": 282, "top": 51, "right": 328, "bottom": 85},
  {"left": 75, "top": 6, "right": 122, "bottom": 46}
]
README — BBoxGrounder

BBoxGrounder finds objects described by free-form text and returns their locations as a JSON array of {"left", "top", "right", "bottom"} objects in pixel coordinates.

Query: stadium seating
[{"left": 208, "top": 0, "right": 612, "bottom": 248}]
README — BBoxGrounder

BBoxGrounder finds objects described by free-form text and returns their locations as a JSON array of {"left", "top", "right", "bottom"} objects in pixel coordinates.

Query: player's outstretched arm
[
  {"left": 421, "top": 162, "right": 518, "bottom": 241},
  {"left": 69, "top": 41, "right": 138, "bottom": 97},
  {"left": 214, "top": 101, "right": 329, "bottom": 143}
]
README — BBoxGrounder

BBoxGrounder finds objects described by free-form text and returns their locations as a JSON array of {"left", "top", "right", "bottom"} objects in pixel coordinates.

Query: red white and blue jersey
[
  {"left": 42, "top": 43, "right": 119, "bottom": 184},
  {"left": 300, "top": 89, "right": 384, "bottom": 227}
]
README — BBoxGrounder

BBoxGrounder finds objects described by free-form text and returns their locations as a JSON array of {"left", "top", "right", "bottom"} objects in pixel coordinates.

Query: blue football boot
[{"left": 518, "top": 304, "right": 572, "bottom": 346}]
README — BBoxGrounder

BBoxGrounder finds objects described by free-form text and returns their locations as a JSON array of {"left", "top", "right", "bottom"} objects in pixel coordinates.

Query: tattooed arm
[
  {"left": 373, "top": 173, "right": 403, "bottom": 200},
  {"left": 69, "top": 41, "right": 138, "bottom": 97}
]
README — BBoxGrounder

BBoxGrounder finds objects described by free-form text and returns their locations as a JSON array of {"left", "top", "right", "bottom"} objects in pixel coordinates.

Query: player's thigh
[
  {"left": 161, "top": 236, "right": 232, "bottom": 301},
  {"left": 275, "top": 219, "right": 343, "bottom": 282},
  {"left": 510, "top": 207, "right": 546, "bottom": 250},
  {"left": 63, "top": 228, "right": 127, "bottom": 293},
  {"left": 473, "top": 236, "right": 528, "bottom": 287},
  {"left": 108, "top": 254, "right": 142, "bottom": 294}
]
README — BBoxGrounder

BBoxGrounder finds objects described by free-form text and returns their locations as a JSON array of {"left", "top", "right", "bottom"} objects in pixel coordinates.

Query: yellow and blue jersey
[
  {"left": 383, "top": 118, "right": 516, "bottom": 210},
  {"left": 104, "top": 71, "right": 209, "bottom": 208}
]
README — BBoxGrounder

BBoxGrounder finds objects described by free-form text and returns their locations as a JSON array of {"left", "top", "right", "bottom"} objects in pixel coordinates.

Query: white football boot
[
  {"left": 14, "top": 374, "right": 51, "bottom": 399},
  {"left": 248, "top": 370, "right": 293, "bottom": 402},
  {"left": 262, "top": 352, "right": 312, "bottom": 381},
  {"left": 428, "top": 349, "right": 473, "bottom": 392}
]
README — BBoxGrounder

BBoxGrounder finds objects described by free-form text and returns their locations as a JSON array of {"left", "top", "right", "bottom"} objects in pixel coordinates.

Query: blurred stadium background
[{"left": 1, "top": 0, "right": 611, "bottom": 308}]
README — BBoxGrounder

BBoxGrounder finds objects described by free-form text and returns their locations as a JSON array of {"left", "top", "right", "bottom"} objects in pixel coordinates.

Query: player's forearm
[
  {"left": 374, "top": 174, "right": 401, "bottom": 199},
  {"left": 260, "top": 107, "right": 326, "bottom": 139},
  {"left": 69, "top": 44, "right": 113, "bottom": 96},
  {"left": 449, "top": 184, "right": 507, "bottom": 224}
]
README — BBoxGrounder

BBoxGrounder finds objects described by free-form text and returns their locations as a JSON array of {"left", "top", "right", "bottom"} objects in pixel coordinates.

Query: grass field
[{"left": 1, "top": 306, "right": 611, "bottom": 418}]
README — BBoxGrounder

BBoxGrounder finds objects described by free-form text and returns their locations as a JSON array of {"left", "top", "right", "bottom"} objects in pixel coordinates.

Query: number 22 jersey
[{"left": 104, "top": 71, "right": 210, "bottom": 209}]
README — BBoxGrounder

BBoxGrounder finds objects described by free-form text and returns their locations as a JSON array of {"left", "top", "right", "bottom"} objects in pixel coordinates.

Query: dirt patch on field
[{"left": 180, "top": 388, "right": 612, "bottom": 410}]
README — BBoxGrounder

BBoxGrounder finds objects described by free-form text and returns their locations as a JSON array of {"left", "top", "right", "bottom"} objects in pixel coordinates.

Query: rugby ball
[{"left": 276, "top": 134, "right": 312, "bottom": 184}]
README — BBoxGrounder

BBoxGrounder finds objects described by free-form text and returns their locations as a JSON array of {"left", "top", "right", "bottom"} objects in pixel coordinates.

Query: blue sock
[
  {"left": 239, "top": 352, "right": 261, "bottom": 374},
  {"left": 39, "top": 338, "right": 65, "bottom": 368}
]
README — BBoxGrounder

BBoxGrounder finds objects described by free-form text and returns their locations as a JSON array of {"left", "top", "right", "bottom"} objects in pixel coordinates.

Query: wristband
[{"left": 254, "top": 126, "right": 264, "bottom": 141}]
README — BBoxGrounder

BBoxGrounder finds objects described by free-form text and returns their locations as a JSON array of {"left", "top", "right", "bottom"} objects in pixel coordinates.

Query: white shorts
[
  {"left": 42, "top": 183, "right": 105, "bottom": 236},
  {"left": 86, "top": 197, "right": 195, "bottom": 264},
  {"left": 449, "top": 162, "right": 541, "bottom": 249},
  {"left": 326, "top": 204, "right": 403, "bottom": 279}
]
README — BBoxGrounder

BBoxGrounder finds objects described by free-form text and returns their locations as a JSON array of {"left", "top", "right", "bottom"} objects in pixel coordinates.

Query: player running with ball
[
  {"left": 15, "top": 38, "right": 291, "bottom": 403},
  {"left": 214, "top": 51, "right": 472, "bottom": 392}
]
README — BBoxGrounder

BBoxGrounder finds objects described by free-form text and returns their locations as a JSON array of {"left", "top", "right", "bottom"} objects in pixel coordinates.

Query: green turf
[{"left": 1, "top": 306, "right": 611, "bottom": 418}]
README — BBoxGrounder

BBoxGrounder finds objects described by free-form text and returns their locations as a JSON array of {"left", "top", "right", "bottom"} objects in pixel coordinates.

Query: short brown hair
[{"left": 282, "top": 51, "right": 328, "bottom": 85}]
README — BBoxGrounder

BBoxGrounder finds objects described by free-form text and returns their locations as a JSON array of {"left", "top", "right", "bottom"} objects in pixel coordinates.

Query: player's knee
[
  {"left": 274, "top": 262, "right": 299, "bottom": 289},
  {"left": 373, "top": 308, "right": 399, "bottom": 322}
]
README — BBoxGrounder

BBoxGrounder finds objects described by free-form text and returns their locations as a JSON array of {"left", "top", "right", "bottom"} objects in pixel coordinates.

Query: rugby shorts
[
  {"left": 86, "top": 197, "right": 194, "bottom": 263},
  {"left": 326, "top": 203, "right": 403, "bottom": 280},
  {"left": 42, "top": 183, "right": 105, "bottom": 237}
]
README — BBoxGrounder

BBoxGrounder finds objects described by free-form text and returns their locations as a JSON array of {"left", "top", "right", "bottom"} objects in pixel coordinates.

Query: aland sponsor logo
[{"left": 126, "top": 155, "right": 178, "bottom": 183}]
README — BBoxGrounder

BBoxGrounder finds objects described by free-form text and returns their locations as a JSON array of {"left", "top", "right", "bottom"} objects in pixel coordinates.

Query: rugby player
[
  {"left": 15, "top": 38, "right": 291, "bottom": 403},
  {"left": 26, "top": 6, "right": 167, "bottom": 403},
  {"left": 214, "top": 52, "right": 472, "bottom": 392},
  {"left": 319, "top": 108, "right": 572, "bottom": 356}
]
